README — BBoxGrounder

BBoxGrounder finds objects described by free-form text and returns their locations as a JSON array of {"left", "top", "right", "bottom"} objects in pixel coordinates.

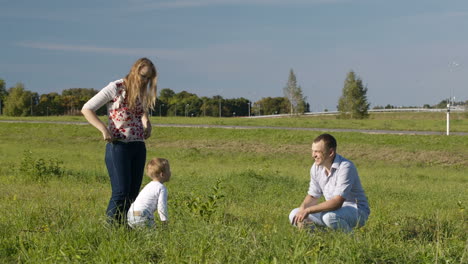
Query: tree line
[
  {"left": 0, "top": 69, "right": 314, "bottom": 117},
  {"left": 0, "top": 84, "right": 306, "bottom": 118},
  {"left": 8, "top": 69, "right": 457, "bottom": 119}
]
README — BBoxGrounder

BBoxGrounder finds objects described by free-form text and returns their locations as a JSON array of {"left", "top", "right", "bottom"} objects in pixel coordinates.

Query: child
[{"left": 127, "top": 158, "right": 171, "bottom": 228}]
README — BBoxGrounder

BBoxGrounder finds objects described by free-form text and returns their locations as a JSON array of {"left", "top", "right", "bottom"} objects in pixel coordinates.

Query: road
[{"left": 1, "top": 120, "right": 467, "bottom": 136}]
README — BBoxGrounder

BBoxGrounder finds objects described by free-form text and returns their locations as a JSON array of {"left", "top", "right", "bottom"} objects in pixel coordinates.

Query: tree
[
  {"left": 435, "top": 99, "right": 449, "bottom": 109},
  {"left": 36, "top": 92, "right": 64, "bottom": 116},
  {"left": 0, "top": 79, "right": 7, "bottom": 115},
  {"left": 62, "top": 88, "right": 99, "bottom": 115},
  {"left": 222, "top": 97, "right": 250, "bottom": 117},
  {"left": 156, "top": 88, "right": 176, "bottom": 116},
  {"left": 254, "top": 97, "right": 289, "bottom": 115},
  {"left": 337, "top": 71, "right": 370, "bottom": 119},
  {"left": 159, "top": 88, "right": 176, "bottom": 104},
  {"left": 283, "top": 69, "right": 307, "bottom": 115},
  {"left": 165, "top": 90, "right": 202, "bottom": 117},
  {"left": 4, "top": 83, "right": 36, "bottom": 116}
]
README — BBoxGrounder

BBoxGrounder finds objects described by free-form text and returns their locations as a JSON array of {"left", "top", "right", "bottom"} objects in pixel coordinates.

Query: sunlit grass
[{"left": 0, "top": 120, "right": 467, "bottom": 263}]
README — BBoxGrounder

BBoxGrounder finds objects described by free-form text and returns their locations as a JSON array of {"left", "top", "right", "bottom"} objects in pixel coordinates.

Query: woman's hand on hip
[
  {"left": 102, "top": 129, "right": 114, "bottom": 142},
  {"left": 144, "top": 125, "right": 152, "bottom": 139}
]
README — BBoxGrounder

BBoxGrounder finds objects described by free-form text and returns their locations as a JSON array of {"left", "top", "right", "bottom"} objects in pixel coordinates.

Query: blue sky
[{"left": 1, "top": 0, "right": 467, "bottom": 111}]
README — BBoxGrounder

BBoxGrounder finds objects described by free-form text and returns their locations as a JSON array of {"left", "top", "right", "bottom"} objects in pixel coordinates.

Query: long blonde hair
[{"left": 124, "top": 58, "right": 157, "bottom": 111}]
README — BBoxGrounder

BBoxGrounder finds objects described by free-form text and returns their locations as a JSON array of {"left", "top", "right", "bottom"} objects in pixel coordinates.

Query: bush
[
  {"left": 20, "top": 150, "right": 64, "bottom": 182},
  {"left": 180, "top": 179, "right": 225, "bottom": 222}
]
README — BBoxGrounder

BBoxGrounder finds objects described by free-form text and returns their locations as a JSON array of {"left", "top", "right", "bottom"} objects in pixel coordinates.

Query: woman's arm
[
  {"left": 81, "top": 108, "right": 113, "bottom": 142},
  {"left": 142, "top": 112, "right": 152, "bottom": 139}
]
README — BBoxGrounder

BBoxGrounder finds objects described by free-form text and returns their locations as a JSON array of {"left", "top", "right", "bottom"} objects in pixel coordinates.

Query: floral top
[{"left": 82, "top": 79, "right": 145, "bottom": 142}]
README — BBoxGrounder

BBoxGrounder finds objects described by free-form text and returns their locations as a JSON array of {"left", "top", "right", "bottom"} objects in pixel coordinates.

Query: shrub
[
  {"left": 184, "top": 179, "right": 225, "bottom": 222},
  {"left": 20, "top": 150, "right": 64, "bottom": 182}
]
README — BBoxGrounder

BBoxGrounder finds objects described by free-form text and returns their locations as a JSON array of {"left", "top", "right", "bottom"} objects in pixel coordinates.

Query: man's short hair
[{"left": 313, "top": 133, "right": 337, "bottom": 151}]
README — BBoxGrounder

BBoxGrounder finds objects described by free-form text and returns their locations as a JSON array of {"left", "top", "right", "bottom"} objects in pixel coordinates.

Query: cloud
[
  {"left": 15, "top": 42, "right": 184, "bottom": 59},
  {"left": 14, "top": 41, "right": 275, "bottom": 75},
  {"left": 130, "top": 0, "right": 349, "bottom": 9}
]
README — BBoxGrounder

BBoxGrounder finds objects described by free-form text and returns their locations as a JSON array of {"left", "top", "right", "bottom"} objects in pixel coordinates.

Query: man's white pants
[{"left": 289, "top": 206, "right": 368, "bottom": 232}]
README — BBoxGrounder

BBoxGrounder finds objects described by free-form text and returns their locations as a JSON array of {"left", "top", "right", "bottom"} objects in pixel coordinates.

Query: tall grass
[{"left": 0, "top": 121, "right": 466, "bottom": 263}]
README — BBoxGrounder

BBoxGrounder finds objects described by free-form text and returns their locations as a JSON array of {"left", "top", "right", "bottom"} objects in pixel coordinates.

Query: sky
[{"left": 1, "top": 0, "right": 468, "bottom": 111}]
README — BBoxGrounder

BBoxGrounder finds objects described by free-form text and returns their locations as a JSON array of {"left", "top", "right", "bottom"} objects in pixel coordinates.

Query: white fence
[{"left": 246, "top": 107, "right": 466, "bottom": 118}]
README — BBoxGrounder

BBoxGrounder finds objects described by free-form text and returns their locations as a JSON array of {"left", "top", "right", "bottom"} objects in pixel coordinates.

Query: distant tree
[
  {"left": 337, "top": 71, "right": 370, "bottom": 119},
  {"left": 4, "top": 83, "right": 37, "bottom": 116},
  {"left": 0, "top": 79, "right": 7, "bottom": 114},
  {"left": 222, "top": 97, "right": 250, "bottom": 117},
  {"left": 165, "top": 90, "right": 202, "bottom": 117},
  {"left": 61, "top": 88, "right": 99, "bottom": 115},
  {"left": 159, "top": 88, "right": 176, "bottom": 104},
  {"left": 62, "top": 88, "right": 97, "bottom": 98},
  {"left": 36, "top": 92, "right": 65, "bottom": 116},
  {"left": 156, "top": 88, "right": 176, "bottom": 116},
  {"left": 435, "top": 99, "right": 449, "bottom": 109},
  {"left": 283, "top": 69, "right": 307, "bottom": 115},
  {"left": 305, "top": 102, "right": 310, "bottom": 113},
  {"left": 199, "top": 96, "right": 218, "bottom": 117},
  {"left": 254, "top": 97, "right": 289, "bottom": 115}
]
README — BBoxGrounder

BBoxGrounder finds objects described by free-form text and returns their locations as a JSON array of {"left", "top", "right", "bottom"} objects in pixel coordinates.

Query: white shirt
[
  {"left": 308, "top": 154, "right": 370, "bottom": 215},
  {"left": 82, "top": 79, "right": 145, "bottom": 142},
  {"left": 129, "top": 181, "right": 168, "bottom": 221}
]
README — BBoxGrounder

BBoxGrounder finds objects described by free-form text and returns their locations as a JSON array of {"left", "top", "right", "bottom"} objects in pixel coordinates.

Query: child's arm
[{"left": 157, "top": 187, "right": 168, "bottom": 223}]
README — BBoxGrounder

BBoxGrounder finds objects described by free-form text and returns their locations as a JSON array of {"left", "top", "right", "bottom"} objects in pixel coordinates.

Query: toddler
[{"left": 127, "top": 158, "right": 170, "bottom": 228}]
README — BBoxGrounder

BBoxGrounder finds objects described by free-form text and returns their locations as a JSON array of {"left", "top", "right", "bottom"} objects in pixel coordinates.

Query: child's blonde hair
[{"left": 146, "top": 158, "right": 169, "bottom": 179}]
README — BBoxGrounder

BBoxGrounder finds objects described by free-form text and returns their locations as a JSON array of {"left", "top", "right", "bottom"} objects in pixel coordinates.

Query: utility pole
[{"left": 446, "top": 101, "right": 450, "bottom": 136}]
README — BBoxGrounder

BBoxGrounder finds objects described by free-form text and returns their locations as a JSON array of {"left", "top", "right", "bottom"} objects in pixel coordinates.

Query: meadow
[
  {"left": 0, "top": 114, "right": 467, "bottom": 263},
  {"left": 1, "top": 111, "right": 467, "bottom": 132}
]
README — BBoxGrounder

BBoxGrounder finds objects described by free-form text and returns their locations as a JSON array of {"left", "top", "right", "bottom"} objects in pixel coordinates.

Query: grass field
[
  {"left": 1, "top": 111, "right": 468, "bottom": 132},
  {"left": 0, "top": 115, "right": 467, "bottom": 263}
]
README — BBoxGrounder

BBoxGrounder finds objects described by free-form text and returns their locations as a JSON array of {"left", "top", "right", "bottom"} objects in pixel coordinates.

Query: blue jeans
[
  {"left": 289, "top": 206, "right": 369, "bottom": 233},
  {"left": 105, "top": 141, "right": 146, "bottom": 224}
]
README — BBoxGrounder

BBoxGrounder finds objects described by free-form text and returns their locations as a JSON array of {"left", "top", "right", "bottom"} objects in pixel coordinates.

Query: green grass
[
  {"left": 0, "top": 119, "right": 467, "bottom": 263},
  {"left": 1, "top": 111, "right": 468, "bottom": 132}
]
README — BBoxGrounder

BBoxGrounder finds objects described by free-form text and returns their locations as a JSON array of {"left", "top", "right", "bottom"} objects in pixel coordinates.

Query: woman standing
[{"left": 82, "top": 58, "right": 157, "bottom": 225}]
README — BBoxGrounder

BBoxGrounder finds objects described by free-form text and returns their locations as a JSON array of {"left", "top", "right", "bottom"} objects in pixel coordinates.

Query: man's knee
[
  {"left": 289, "top": 208, "right": 299, "bottom": 225},
  {"left": 322, "top": 212, "right": 351, "bottom": 232}
]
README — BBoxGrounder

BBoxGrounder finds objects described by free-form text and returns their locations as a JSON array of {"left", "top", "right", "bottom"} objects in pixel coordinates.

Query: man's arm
[
  {"left": 306, "top": 195, "right": 345, "bottom": 214},
  {"left": 299, "top": 194, "right": 318, "bottom": 210},
  {"left": 292, "top": 195, "right": 319, "bottom": 225},
  {"left": 293, "top": 195, "right": 345, "bottom": 225}
]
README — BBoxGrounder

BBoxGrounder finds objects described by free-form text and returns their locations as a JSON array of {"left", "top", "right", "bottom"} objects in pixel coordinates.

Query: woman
[{"left": 82, "top": 58, "right": 157, "bottom": 225}]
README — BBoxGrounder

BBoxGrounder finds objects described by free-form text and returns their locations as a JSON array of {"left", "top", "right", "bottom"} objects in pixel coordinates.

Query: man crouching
[{"left": 289, "top": 133, "right": 370, "bottom": 232}]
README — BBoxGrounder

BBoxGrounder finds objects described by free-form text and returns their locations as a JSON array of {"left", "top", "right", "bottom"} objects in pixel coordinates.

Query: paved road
[{"left": 1, "top": 120, "right": 467, "bottom": 136}]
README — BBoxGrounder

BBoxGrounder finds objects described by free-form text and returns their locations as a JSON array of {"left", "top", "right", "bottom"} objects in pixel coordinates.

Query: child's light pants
[{"left": 127, "top": 209, "right": 155, "bottom": 229}]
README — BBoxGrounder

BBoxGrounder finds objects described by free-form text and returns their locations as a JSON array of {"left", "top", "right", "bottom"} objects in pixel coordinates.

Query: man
[{"left": 289, "top": 133, "right": 370, "bottom": 232}]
